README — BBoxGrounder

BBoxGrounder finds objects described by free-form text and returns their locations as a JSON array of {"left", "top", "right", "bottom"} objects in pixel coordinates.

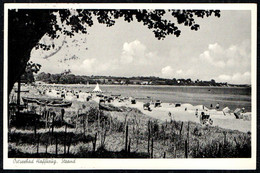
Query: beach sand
[
  {"left": 13, "top": 85, "right": 251, "bottom": 133},
  {"left": 109, "top": 99, "right": 251, "bottom": 133}
]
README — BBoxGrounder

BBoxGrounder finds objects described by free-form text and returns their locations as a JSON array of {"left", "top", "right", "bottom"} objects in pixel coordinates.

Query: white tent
[
  {"left": 93, "top": 83, "right": 102, "bottom": 93},
  {"left": 222, "top": 107, "right": 231, "bottom": 115}
]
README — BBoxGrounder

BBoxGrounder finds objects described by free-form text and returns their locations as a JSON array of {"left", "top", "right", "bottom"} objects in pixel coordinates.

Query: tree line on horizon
[{"left": 29, "top": 71, "right": 249, "bottom": 87}]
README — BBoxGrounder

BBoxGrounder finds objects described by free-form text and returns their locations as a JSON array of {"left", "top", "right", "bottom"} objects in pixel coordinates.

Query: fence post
[
  {"left": 55, "top": 135, "right": 58, "bottom": 157},
  {"left": 67, "top": 135, "right": 72, "bottom": 156},
  {"left": 64, "top": 124, "right": 67, "bottom": 155},
  {"left": 109, "top": 116, "right": 112, "bottom": 132},
  {"left": 128, "top": 138, "right": 131, "bottom": 154},
  {"left": 83, "top": 115, "right": 86, "bottom": 137},
  {"left": 45, "top": 138, "right": 48, "bottom": 154},
  {"left": 52, "top": 112, "right": 55, "bottom": 136},
  {"left": 45, "top": 110, "right": 48, "bottom": 129},
  {"left": 185, "top": 140, "right": 188, "bottom": 158},
  {"left": 61, "top": 108, "right": 65, "bottom": 122},
  {"left": 76, "top": 111, "right": 78, "bottom": 131},
  {"left": 180, "top": 122, "right": 183, "bottom": 136},
  {"left": 187, "top": 122, "right": 190, "bottom": 157},
  {"left": 151, "top": 138, "right": 154, "bottom": 158},
  {"left": 37, "top": 133, "right": 40, "bottom": 156},
  {"left": 34, "top": 117, "right": 37, "bottom": 138},
  {"left": 219, "top": 143, "right": 223, "bottom": 157},
  {"left": 148, "top": 120, "right": 150, "bottom": 154},
  {"left": 125, "top": 124, "right": 128, "bottom": 152},
  {"left": 223, "top": 131, "right": 227, "bottom": 146},
  {"left": 86, "top": 113, "right": 89, "bottom": 135},
  {"left": 98, "top": 111, "right": 101, "bottom": 131},
  {"left": 197, "top": 140, "right": 200, "bottom": 157},
  {"left": 93, "top": 132, "right": 97, "bottom": 152}
]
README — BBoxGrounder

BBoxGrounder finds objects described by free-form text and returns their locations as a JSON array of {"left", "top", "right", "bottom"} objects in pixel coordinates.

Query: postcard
[{"left": 3, "top": 3, "right": 257, "bottom": 170}]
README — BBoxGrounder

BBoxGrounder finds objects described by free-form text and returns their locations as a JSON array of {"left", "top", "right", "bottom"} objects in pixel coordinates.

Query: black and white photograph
[{"left": 3, "top": 3, "right": 257, "bottom": 169}]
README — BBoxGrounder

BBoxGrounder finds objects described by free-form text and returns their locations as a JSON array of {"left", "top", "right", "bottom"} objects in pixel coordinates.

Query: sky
[{"left": 30, "top": 10, "right": 252, "bottom": 84}]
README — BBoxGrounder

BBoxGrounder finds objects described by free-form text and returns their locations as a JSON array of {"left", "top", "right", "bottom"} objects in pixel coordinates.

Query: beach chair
[
  {"left": 154, "top": 100, "right": 161, "bottom": 108},
  {"left": 175, "top": 103, "right": 181, "bottom": 107},
  {"left": 131, "top": 99, "right": 136, "bottom": 104},
  {"left": 143, "top": 102, "right": 151, "bottom": 111},
  {"left": 200, "top": 112, "right": 213, "bottom": 126}
]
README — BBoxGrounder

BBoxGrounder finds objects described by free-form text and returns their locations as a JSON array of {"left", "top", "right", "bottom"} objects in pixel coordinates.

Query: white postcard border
[{"left": 3, "top": 3, "right": 257, "bottom": 170}]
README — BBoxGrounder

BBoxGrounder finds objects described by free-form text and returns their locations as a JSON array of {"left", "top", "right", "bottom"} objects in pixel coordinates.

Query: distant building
[
  {"left": 131, "top": 80, "right": 142, "bottom": 85},
  {"left": 141, "top": 81, "right": 149, "bottom": 85}
]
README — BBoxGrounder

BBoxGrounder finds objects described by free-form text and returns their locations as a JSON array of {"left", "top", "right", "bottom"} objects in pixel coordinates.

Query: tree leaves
[
  {"left": 49, "top": 9, "right": 221, "bottom": 41},
  {"left": 25, "top": 61, "right": 42, "bottom": 74},
  {"left": 11, "top": 9, "right": 221, "bottom": 51}
]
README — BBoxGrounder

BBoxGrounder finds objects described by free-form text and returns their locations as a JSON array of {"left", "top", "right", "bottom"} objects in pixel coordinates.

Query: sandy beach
[
  {"left": 105, "top": 99, "right": 251, "bottom": 133},
  {"left": 13, "top": 85, "right": 251, "bottom": 133},
  {"left": 8, "top": 84, "right": 252, "bottom": 160}
]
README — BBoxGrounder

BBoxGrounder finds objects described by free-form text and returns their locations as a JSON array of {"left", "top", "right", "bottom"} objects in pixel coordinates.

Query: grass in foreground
[{"left": 8, "top": 102, "right": 251, "bottom": 158}]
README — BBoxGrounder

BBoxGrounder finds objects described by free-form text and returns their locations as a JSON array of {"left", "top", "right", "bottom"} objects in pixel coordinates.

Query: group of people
[{"left": 210, "top": 103, "right": 220, "bottom": 109}]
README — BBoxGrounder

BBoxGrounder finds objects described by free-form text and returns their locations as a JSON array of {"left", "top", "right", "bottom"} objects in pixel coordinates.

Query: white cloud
[
  {"left": 176, "top": 69, "right": 183, "bottom": 74},
  {"left": 217, "top": 71, "right": 251, "bottom": 84},
  {"left": 199, "top": 44, "right": 226, "bottom": 68},
  {"left": 196, "top": 40, "right": 251, "bottom": 84},
  {"left": 161, "top": 67, "right": 193, "bottom": 79},
  {"left": 199, "top": 41, "right": 250, "bottom": 70},
  {"left": 120, "top": 40, "right": 157, "bottom": 66},
  {"left": 218, "top": 74, "right": 231, "bottom": 81},
  {"left": 161, "top": 66, "right": 174, "bottom": 77},
  {"left": 120, "top": 54, "right": 133, "bottom": 64},
  {"left": 120, "top": 40, "right": 146, "bottom": 64},
  {"left": 208, "top": 43, "right": 223, "bottom": 53},
  {"left": 64, "top": 58, "right": 97, "bottom": 75},
  {"left": 82, "top": 58, "right": 96, "bottom": 69},
  {"left": 30, "top": 29, "right": 251, "bottom": 84}
]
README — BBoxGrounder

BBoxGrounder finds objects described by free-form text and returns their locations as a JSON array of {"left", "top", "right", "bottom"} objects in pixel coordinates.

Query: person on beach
[
  {"left": 168, "top": 112, "right": 173, "bottom": 119},
  {"left": 199, "top": 112, "right": 204, "bottom": 123},
  {"left": 216, "top": 103, "right": 220, "bottom": 109},
  {"left": 195, "top": 109, "right": 198, "bottom": 118}
]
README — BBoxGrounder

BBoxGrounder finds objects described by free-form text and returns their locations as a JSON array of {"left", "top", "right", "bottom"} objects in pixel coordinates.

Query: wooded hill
[{"left": 34, "top": 72, "right": 249, "bottom": 87}]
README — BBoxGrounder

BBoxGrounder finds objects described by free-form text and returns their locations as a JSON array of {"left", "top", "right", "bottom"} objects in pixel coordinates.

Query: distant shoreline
[
  {"left": 35, "top": 72, "right": 250, "bottom": 88},
  {"left": 34, "top": 83, "right": 251, "bottom": 89}
]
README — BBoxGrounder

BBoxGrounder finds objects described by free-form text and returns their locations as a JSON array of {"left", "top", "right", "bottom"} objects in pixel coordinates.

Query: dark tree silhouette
[
  {"left": 20, "top": 61, "right": 41, "bottom": 83},
  {"left": 8, "top": 9, "right": 220, "bottom": 94}
]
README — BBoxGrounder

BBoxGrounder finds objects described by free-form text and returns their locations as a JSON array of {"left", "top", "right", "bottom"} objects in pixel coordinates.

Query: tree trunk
[
  {"left": 8, "top": 10, "right": 54, "bottom": 95},
  {"left": 17, "top": 77, "right": 21, "bottom": 106}
]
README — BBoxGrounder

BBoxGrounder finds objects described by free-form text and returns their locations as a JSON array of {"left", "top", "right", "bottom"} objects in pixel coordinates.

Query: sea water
[{"left": 76, "top": 85, "right": 251, "bottom": 112}]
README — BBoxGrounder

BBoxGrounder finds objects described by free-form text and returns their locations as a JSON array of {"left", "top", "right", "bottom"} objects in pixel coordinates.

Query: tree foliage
[
  {"left": 20, "top": 61, "right": 41, "bottom": 83},
  {"left": 36, "top": 72, "right": 228, "bottom": 86},
  {"left": 8, "top": 9, "right": 220, "bottom": 94}
]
